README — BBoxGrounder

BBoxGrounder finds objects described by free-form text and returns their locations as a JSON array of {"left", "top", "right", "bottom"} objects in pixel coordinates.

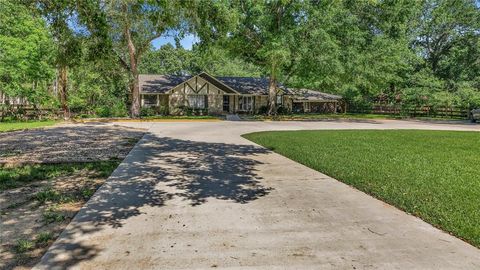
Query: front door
[{"left": 223, "top": 95, "right": 230, "bottom": 112}]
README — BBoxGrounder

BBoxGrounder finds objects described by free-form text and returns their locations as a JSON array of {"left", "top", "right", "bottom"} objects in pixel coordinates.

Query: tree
[
  {"left": 37, "top": 0, "right": 84, "bottom": 120},
  {"left": 0, "top": 0, "right": 54, "bottom": 108},
  {"left": 76, "top": 0, "right": 232, "bottom": 117},
  {"left": 413, "top": 0, "right": 480, "bottom": 75},
  {"left": 191, "top": 44, "right": 263, "bottom": 77},
  {"left": 139, "top": 44, "right": 193, "bottom": 75},
  {"left": 227, "top": 1, "right": 307, "bottom": 115}
]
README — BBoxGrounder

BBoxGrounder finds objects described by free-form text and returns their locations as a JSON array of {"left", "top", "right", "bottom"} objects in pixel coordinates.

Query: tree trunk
[
  {"left": 124, "top": 19, "right": 140, "bottom": 118},
  {"left": 267, "top": 71, "right": 277, "bottom": 116},
  {"left": 130, "top": 72, "right": 140, "bottom": 118},
  {"left": 58, "top": 65, "right": 70, "bottom": 120}
]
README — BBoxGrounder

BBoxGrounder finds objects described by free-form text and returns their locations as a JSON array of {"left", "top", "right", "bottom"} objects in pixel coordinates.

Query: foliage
[
  {"left": 0, "top": 0, "right": 55, "bottom": 105},
  {"left": 140, "top": 44, "right": 192, "bottom": 75},
  {"left": 0, "top": 0, "right": 479, "bottom": 117},
  {"left": 244, "top": 130, "right": 480, "bottom": 248}
]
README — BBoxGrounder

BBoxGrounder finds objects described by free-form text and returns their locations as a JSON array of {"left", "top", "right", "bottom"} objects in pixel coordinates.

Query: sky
[{"left": 151, "top": 34, "right": 199, "bottom": 50}]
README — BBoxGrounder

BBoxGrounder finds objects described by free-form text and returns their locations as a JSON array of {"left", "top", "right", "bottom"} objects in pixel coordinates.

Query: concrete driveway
[{"left": 36, "top": 119, "right": 480, "bottom": 269}]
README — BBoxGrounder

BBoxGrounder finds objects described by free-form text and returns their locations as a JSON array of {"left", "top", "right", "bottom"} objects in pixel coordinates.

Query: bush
[
  {"left": 157, "top": 105, "right": 169, "bottom": 115},
  {"left": 94, "top": 103, "right": 128, "bottom": 118},
  {"left": 258, "top": 105, "right": 269, "bottom": 115},
  {"left": 140, "top": 107, "right": 156, "bottom": 117},
  {"left": 277, "top": 106, "right": 291, "bottom": 115}
]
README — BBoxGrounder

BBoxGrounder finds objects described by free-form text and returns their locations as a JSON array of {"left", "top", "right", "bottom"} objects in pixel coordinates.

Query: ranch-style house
[{"left": 139, "top": 72, "right": 345, "bottom": 115}]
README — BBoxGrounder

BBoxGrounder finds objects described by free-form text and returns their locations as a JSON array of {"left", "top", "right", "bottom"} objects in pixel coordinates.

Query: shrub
[
  {"left": 95, "top": 106, "right": 112, "bottom": 117},
  {"left": 140, "top": 107, "right": 156, "bottom": 117},
  {"left": 277, "top": 106, "right": 291, "bottom": 115},
  {"left": 258, "top": 105, "right": 269, "bottom": 115},
  {"left": 156, "top": 105, "right": 169, "bottom": 115}
]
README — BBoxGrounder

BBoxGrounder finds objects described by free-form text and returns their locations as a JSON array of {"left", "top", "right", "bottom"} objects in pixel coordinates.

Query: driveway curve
[{"left": 35, "top": 119, "right": 480, "bottom": 269}]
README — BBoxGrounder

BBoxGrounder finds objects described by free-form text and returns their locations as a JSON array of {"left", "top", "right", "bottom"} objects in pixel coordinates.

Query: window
[
  {"left": 276, "top": 94, "right": 283, "bottom": 105},
  {"left": 188, "top": 95, "right": 207, "bottom": 109},
  {"left": 143, "top": 95, "right": 157, "bottom": 106},
  {"left": 239, "top": 96, "right": 253, "bottom": 111}
]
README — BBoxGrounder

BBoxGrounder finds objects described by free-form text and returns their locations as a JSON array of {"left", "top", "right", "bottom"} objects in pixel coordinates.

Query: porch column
[{"left": 233, "top": 95, "right": 236, "bottom": 113}]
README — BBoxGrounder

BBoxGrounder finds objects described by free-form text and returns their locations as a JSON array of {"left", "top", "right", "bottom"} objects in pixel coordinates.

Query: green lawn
[
  {"left": 244, "top": 113, "right": 401, "bottom": 120},
  {"left": 243, "top": 113, "right": 465, "bottom": 121},
  {"left": 0, "top": 120, "right": 58, "bottom": 132},
  {"left": 243, "top": 130, "right": 480, "bottom": 247},
  {"left": 140, "top": 115, "right": 219, "bottom": 120}
]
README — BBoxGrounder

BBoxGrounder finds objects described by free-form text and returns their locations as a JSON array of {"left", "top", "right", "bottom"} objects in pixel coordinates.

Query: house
[{"left": 139, "top": 72, "right": 345, "bottom": 115}]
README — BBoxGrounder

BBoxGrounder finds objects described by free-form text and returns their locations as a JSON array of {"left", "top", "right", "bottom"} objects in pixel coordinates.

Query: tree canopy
[{"left": 1, "top": 0, "right": 479, "bottom": 118}]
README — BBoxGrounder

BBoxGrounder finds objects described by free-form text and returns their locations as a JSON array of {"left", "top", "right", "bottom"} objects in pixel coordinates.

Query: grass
[
  {"left": 14, "top": 232, "right": 53, "bottom": 255},
  {"left": 35, "top": 232, "right": 54, "bottom": 246},
  {"left": 42, "top": 206, "right": 66, "bottom": 223},
  {"left": 140, "top": 115, "right": 219, "bottom": 120},
  {"left": 244, "top": 113, "right": 465, "bottom": 121},
  {"left": 243, "top": 130, "right": 480, "bottom": 248},
  {"left": 0, "top": 120, "right": 58, "bottom": 132},
  {"left": 0, "top": 161, "right": 120, "bottom": 191},
  {"left": 15, "top": 239, "right": 35, "bottom": 253},
  {"left": 35, "top": 188, "right": 62, "bottom": 203}
]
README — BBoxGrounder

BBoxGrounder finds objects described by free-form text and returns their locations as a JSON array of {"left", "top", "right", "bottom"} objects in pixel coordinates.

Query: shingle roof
[
  {"left": 139, "top": 73, "right": 288, "bottom": 95},
  {"left": 139, "top": 74, "right": 190, "bottom": 94},
  {"left": 290, "top": 88, "right": 342, "bottom": 101},
  {"left": 215, "top": 77, "right": 271, "bottom": 95}
]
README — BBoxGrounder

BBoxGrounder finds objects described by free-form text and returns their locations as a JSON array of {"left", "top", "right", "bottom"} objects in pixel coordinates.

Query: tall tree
[
  {"left": 37, "top": 0, "right": 83, "bottom": 120},
  {"left": 228, "top": 1, "right": 307, "bottom": 115},
  {"left": 0, "top": 0, "right": 54, "bottom": 108},
  {"left": 413, "top": 0, "right": 480, "bottom": 75},
  {"left": 78, "top": 0, "right": 232, "bottom": 117}
]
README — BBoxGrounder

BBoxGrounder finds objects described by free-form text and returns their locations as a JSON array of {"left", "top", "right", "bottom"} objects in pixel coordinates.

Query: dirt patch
[
  {"left": 0, "top": 165, "right": 119, "bottom": 269},
  {"left": 0, "top": 124, "right": 145, "bottom": 164},
  {"left": 0, "top": 123, "right": 145, "bottom": 269}
]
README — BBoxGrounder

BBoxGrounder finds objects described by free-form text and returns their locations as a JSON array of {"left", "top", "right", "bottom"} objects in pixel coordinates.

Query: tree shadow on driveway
[{"left": 36, "top": 133, "right": 272, "bottom": 269}]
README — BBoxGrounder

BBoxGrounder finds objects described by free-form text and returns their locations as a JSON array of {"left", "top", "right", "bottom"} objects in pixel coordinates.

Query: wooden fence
[
  {"left": 0, "top": 105, "right": 61, "bottom": 121},
  {"left": 349, "top": 104, "right": 469, "bottom": 119}
]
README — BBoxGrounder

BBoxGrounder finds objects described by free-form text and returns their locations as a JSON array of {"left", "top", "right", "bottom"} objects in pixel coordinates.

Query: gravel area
[{"left": 0, "top": 124, "right": 145, "bottom": 164}]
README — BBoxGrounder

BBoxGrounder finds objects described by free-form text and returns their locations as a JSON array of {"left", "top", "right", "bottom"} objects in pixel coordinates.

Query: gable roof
[
  {"left": 139, "top": 73, "right": 288, "bottom": 95},
  {"left": 291, "top": 88, "right": 342, "bottom": 102}
]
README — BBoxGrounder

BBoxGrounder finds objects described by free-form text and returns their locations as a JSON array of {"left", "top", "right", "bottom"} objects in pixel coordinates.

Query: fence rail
[
  {"left": 0, "top": 104, "right": 62, "bottom": 120},
  {"left": 349, "top": 105, "right": 470, "bottom": 119}
]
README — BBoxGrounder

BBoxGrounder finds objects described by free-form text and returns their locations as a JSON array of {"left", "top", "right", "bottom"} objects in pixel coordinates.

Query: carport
[{"left": 290, "top": 88, "right": 346, "bottom": 113}]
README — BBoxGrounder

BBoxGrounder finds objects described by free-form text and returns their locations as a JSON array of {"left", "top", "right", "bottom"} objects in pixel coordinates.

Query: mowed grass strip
[
  {"left": 243, "top": 130, "right": 480, "bottom": 247},
  {"left": 0, "top": 120, "right": 57, "bottom": 132}
]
